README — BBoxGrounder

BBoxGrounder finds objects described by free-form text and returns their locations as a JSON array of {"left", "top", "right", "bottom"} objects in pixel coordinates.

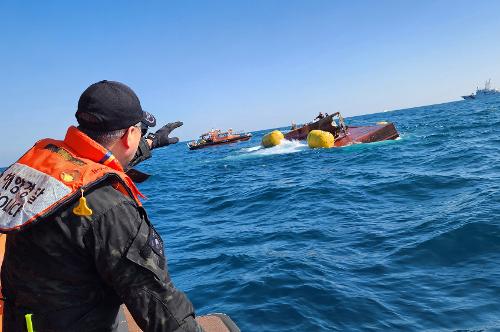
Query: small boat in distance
[
  {"left": 188, "top": 129, "right": 252, "bottom": 150},
  {"left": 462, "top": 79, "right": 500, "bottom": 100}
]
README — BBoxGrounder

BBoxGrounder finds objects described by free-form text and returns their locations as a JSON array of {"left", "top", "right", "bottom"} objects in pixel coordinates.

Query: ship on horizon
[{"left": 462, "top": 79, "right": 500, "bottom": 100}]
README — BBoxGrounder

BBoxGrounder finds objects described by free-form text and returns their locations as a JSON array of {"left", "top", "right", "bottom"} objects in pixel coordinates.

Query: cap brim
[{"left": 141, "top": 111, "right": 156, "bottom": 127}]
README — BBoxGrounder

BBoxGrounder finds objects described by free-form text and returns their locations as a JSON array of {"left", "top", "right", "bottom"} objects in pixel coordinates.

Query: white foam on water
[
  {"left": 243, "top": 146, "right": 262, "bottom": 152},
  {"left": 229, "top": 140, "right": 308, "bottom": 160},
  {"left": 253, "top": 140, "right": 308, "bottom": 156}
]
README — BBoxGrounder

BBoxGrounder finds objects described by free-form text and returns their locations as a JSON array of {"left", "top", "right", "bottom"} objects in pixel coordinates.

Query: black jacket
[{"left": 1, "top": 178, "right": 201, "bottom": 332}]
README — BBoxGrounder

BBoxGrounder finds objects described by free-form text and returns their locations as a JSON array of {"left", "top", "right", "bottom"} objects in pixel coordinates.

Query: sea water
[
  {"left": 137, "top": 98, "right": 499, "bottom": 331},
  {"left": 4, "top": 98, "right": 500, "bottom": 331}
]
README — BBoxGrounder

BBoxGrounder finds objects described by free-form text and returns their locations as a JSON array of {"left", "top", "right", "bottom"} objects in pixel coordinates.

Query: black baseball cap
[{"left": 76, "top": 80, "right": 156, "bottom": 131}]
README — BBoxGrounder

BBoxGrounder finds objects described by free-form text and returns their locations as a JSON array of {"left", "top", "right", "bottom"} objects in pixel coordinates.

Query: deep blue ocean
[
  {"left": 3, "top": 98, "right": 499, "bottom": 331},
  {"left": 136, "top": 98, "right": 500, "bottom": 331}
]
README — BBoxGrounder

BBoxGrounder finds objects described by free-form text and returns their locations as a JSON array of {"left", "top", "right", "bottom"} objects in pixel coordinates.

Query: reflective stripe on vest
[{"left": 0, "top": 139, "right": 142, "bottom": 233}]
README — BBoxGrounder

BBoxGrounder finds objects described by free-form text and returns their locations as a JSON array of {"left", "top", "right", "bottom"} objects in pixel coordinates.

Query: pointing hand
[{"left": 150, "top": 121, "right": 184, "bottom": 149}]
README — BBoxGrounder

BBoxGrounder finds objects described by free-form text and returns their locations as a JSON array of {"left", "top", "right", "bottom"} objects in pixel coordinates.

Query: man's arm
[
  {"left": 128, "top": 122, "right": 184, "bottom": 168},
  {"left": 85, "top": 201, "right": 202, "bottom": 332}
]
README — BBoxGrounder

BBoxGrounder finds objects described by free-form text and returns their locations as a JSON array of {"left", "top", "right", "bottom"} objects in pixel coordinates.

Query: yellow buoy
[
  {"left": 261, "top": 130, "right": 284, "bottom": 148},
  {"left": 307, "top": 130, "right": 335, "bottom": 148}
]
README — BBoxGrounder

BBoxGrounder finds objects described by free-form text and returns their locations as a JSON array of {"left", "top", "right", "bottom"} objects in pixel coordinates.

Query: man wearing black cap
[{"left": 0, "top": 81, "right": 203, "bottom": 331}]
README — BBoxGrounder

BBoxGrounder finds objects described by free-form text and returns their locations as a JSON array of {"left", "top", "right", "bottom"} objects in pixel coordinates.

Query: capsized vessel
[
  {"left": 188, "top": 129, "right": 252, "bottom": 150},
  {"left": 285, "top": 112, "right": 399, "bottom": 147}
]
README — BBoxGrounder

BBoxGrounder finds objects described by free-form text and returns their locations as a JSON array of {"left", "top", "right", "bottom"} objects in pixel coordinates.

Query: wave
[
  {"left": 226, "top": 139, "right": 308, "bottom": 160},
  {"left": 137, "top": 97, "right": 500, "bottom": 331}
]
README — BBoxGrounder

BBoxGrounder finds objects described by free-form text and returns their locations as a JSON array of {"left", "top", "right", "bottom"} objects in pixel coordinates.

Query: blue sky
[{"left": 1, "top": 0, "right": 500, "bottom": 165}]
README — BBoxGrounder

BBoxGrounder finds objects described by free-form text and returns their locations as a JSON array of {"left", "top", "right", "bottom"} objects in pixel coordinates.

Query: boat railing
[{"left": 231, "top": 130, "right": 249, "bottom": 135}]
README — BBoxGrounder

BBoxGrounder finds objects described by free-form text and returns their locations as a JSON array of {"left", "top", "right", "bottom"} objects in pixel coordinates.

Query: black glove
[{"left": 149, "top": 121, "right": 183, "bottom": 149}]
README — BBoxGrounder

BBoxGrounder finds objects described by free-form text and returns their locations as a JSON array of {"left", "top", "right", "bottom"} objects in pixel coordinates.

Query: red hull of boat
[
  {"left": 333, "top": 123, "right": 399, "bottom": 147},
  {"left": 284, "top": 115, "right": 399, "bottom": 147}
]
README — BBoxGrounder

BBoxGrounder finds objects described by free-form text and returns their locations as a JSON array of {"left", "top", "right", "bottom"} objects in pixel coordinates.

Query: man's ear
[{"left": 121, "top": 126, "right": 135, "bottom": 149}]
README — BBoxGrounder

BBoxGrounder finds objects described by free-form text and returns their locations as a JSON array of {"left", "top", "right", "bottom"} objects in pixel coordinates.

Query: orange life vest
[{"left": 0, "top": 126, "right": 143, "bottom": 233}]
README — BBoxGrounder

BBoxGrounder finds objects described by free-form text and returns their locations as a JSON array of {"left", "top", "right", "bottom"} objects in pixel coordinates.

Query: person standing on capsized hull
[
  {"left": 314, "top": 112, "right": 325, "bottom": 121},
  {"left": 0, "top": 80, "right": 204, "bottom": 332}
]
